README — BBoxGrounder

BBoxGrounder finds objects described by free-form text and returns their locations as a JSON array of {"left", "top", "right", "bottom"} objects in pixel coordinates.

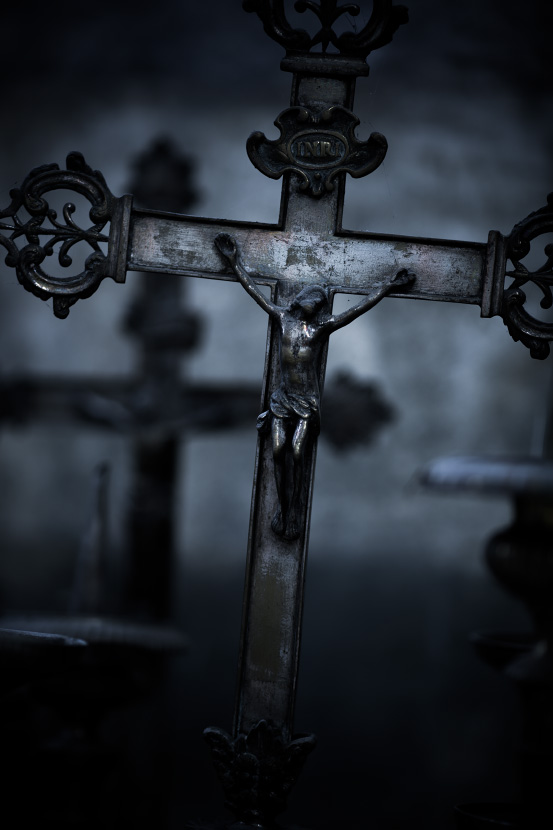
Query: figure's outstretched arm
[
  {"left": 214, "top": 233, "right": 280, "bottom": 318},
  {"left": 326, "top": 268, "right": 416, "bottom": 333}
]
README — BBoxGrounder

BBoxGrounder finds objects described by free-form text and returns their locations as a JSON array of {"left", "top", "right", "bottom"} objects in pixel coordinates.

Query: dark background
[{"left": 1, "top": 2, "right": 552, "bottom": 828}]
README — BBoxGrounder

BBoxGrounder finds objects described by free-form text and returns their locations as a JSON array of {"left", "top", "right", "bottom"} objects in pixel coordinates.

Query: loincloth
[{"left": 256, "top": 386, "right": 320, "bottom": 436}]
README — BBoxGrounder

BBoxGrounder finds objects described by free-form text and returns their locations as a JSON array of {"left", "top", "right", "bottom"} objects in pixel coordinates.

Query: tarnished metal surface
[
  {"left": 129, "top": 209, "right": 487, "bottom": 304},
  {"left": 484, "top": 511, "right": 553, "bottom": 827}
]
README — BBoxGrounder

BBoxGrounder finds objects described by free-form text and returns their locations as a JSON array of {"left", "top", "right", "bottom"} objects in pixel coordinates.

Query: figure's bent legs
[
  {"left": 271, "top": 416, "right": 287, "bottom": 536},
  {"left": 285, "top": 418, "right": 310, "bottom": 541}
]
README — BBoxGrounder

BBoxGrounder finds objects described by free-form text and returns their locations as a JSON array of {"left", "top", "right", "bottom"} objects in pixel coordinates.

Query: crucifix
[{"left": 1, "top": 1, "right": 551, "bottom": 826}]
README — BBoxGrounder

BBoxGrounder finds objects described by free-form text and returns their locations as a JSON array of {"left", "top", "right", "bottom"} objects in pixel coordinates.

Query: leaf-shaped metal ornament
[{"left": 247, "top": 105, "right": 388, "bottom": 197}]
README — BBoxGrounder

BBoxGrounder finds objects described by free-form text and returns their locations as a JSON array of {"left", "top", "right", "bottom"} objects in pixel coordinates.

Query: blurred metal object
[
  {"left": 1, "top": 463, "right": 186, "bottom": 829},
  {"left": 128, "top": 137, "right": 198, "bottom": 214},
  {"left": 418, "top": 455, "right": 553, "bottom": 497},
  {"left": 2, "top": 461, "right": 188, "bottom": 651},
  {"left": 0, "top": 370, "right": 392, "bottom": 445},
  {"left": 0, "top": 628, "right": 88, "bottom": 827},
  {"left": 0, "top": 627, "right": 86, "bottom": 698},
  {"left": 69, "top": 463, "right": 109, "bottom": 617},
  {"left": 123, "top": 137, "right": 201, "bottom": 621},
  {"left": 0, "top": 627, "right": 86, "bottom": 655},
  {"left": 6, "top": 614, "right": 187, "bottom": 653},
  {"left": 418, "top": 454, "right": 553, "bottom": 828}
]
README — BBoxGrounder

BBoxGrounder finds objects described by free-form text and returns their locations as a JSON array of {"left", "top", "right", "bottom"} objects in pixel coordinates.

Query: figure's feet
[{"left": 271, "top": 507, "right": 285, "bottom": 536}]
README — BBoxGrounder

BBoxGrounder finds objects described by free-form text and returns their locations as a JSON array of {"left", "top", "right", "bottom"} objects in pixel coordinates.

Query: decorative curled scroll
[
  {"left": 0, "top": 152, "right": 116, "bottom": 318},
  {"left": 203, "top": 720, "right": 316, "bottom": 824},
  {"left": 247, "top": 105, "right": 387, "bottom": 197},
  {"left": 243, "top": 0, "right": 408, "bottom": 60},
  {"left": 502, "top": 193, "right": 553, "bottom": 359}
]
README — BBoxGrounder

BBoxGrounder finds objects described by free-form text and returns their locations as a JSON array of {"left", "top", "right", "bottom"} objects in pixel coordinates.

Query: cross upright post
[{"left": 1, "top": 1, "right": 552, "bottom": 826}]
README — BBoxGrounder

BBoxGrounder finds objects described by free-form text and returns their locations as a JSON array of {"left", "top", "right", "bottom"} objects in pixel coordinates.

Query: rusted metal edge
[
  {"left": 108, "top": 193, "right": 133, "bottom": 283},
  {"left": 481, "top": 229, "right": 507, "bottom": 318}
]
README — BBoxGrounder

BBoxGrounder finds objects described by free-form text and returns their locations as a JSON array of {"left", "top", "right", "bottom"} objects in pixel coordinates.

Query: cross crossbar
[{"left": 127, "top": 208, "right": 494, "bottom": 308}]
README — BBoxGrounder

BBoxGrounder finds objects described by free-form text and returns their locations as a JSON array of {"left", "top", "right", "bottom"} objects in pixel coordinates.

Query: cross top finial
[
  {"left": 295, "top": 0, "right": 362, "bottom": 51},
  {"left": 244, "top": 0, "right": 408, "bottom": 70}
]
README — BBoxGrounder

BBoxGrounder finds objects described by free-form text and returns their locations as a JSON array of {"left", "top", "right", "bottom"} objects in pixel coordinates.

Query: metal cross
[{"left": 1, "top": 1, "right": 552, "bottom": 825}]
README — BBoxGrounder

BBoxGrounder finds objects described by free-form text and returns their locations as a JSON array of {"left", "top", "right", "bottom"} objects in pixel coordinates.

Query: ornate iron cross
[{"left": 1, "top": 1, "right": 552, "bottom": 825}]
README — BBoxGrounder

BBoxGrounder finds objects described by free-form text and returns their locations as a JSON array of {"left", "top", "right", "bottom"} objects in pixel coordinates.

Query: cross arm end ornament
[
  {"left": 495, "top": 192, "right": 553, "bottom": 360},
  {"left": 0, "top": 152, "right": 132, "bottom": 319},
  {"left": 479, "top": 193, "right": 553, "bottom": 359}
]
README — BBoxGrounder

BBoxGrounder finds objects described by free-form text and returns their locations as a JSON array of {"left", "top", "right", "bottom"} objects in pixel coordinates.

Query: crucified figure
[{"left": 215, "top": 232, "right": 416, "bottom": 541}]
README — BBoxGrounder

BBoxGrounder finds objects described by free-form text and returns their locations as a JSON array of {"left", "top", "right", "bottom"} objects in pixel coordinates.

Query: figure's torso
[{"left": 278, "top": 313, "right": 325, "bottom": 398}]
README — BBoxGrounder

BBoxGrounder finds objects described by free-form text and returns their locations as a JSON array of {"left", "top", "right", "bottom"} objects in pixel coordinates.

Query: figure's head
[{"left": 290, "top": 285, "right": 330, "bottom": 319}]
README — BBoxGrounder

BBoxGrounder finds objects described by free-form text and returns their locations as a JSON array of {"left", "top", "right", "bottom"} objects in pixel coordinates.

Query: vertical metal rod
[{"left": 233, "top": 73, "right": 354, "bottom": 741}]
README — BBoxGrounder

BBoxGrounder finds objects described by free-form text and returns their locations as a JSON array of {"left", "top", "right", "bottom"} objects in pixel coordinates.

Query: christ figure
[{"left": 214, "top": 232, "right": 416, "bottom": 541}]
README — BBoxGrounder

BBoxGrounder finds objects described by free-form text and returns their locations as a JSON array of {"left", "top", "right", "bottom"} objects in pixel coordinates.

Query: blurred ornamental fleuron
[{"left": 128, "top": 136, "right": 199, "bottom": 213}]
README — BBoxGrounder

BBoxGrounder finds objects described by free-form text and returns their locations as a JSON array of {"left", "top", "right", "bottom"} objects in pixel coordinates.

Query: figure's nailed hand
[
  {"left": 392, "top": 268, "right": 416, "bottom": 289},
  {"left": 215, "top": 232, "right": 238, "bottom": 262}
]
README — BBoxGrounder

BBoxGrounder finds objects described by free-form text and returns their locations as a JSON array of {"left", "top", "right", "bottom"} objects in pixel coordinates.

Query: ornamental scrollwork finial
[
  {"left": 501, "top": 193, "right": 553, "bottom": 359},
  {"left": 0, "top": 152, "right": 122, "bottom": 319},
  {"left": 243, "top": 0, "right": 408, "bottom": 63}
]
